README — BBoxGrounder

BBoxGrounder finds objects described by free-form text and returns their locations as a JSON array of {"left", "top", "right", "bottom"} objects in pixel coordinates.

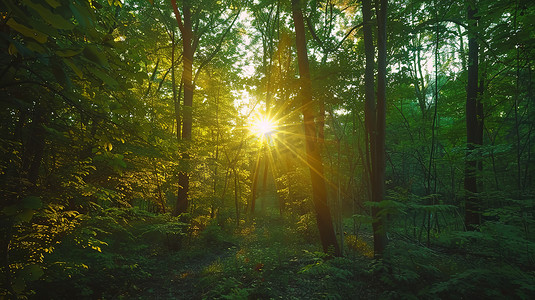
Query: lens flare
[{"left": 251, "top": 115, "right": 277, "bottom": 139}]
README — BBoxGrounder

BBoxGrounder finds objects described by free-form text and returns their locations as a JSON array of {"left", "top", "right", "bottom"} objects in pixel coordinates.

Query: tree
[
  {"left": 249, "top": 0, "right": 280, "bottom": 215},
  {"left": 291, "top": 0, "right": 340, "bottom": 256},
  {"left": 170, "top": 0, "right": 240, "bottom": 216},
  {"left": 375, "top": 0, "right": 389, "bottom": 255},
  {"left": 171, "top": 0, "right": 193, "bottom": 216},
  {"left": 362, "top": 0, "right": 388, "bottom": 256},
  {"left": 464, "top": 0, "right": 481, "bottom": 229}
]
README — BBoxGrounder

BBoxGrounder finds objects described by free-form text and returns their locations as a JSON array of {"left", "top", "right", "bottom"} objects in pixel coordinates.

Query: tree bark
[
  {"left": 250, "top": 153, "right": 261, "bottom": 213},
  {"left": 171, "top": 31, "right": 181, "bottom": 141},
  {"left": 361, "top": 0, "right": 388, "bottom": 257},
  {"left": 291, "top": 0, "right": 340, "bottom": 256},
  {"left": 362, "top": 0, "right": 376, "bottom": 189},
  {"left": 373, "top": 0, "right": 388, "bottom": 256},
  {"left": 262, "top": 151, "right": 269, "bottom": 211},
  {"left": 234, "top": 168, "right": 240, "bottom": 227},
  {"left": 172, "top": 0, "right": 194, "bottom": 216},
  {"left": 464, "top": 1, "right": 480, "bottom": 229}
]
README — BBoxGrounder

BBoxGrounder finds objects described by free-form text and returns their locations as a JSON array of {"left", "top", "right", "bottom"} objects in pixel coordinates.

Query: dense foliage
[{"left": 1, "top": 0, "right": 534, "bottom": 298}]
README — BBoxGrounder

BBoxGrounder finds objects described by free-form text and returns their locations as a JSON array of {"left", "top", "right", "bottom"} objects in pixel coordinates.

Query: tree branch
[
  {"left": 334, "top": 22, "right": 364, "bottom": 50},
  {"left": 170, "top": 0, "right": 185, "bottom": 34},
  {"left": 305, "top": 14, "right": 325, "bottom": 49},
  {"left": 193, "top": 9, "right": 241, "bottom": 85}
]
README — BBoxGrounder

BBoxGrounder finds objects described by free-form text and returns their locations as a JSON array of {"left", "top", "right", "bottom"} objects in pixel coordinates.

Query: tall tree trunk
[
  {"left": 171, "top": 31, "right": 181, "bottom": 141},
  {"left": 172, "top": 0, "right": 194, "bottom": 216},
  {"left": 477, "top": 48, "right": 485, "bottom": 184},
  {"left": 373, "top": 0, "right": 388, "bottom": 256},
  {"left": 362, "top": 0, "right": 388, "bottom": 257},
  {"left": 251, "top": 154, "right": 261, "bottom": 213},
  {"left": 212, "top": 86, "right": 221, "bottom": 218},
  {"left": 234, "top": 168, "right": 240, "bottom": 227},
  {"left": 362, "top": 0, "right": 376, "bottom": 196},
  {"left": 464, "top": 1, "right": 480, "bottom": 229},
  {"left": 262, "top": 151, "right": 269, "bottom": 211},
  {"left": 291, "top": 0, "right": 340, "bottom": 256}
]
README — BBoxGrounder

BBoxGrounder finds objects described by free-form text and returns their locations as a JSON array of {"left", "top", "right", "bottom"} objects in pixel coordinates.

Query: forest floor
[
  {"left": 134, "top": 211, "right": 377, "bottom": 299},
  {"left": 31, "top": 205, "right": 534, "bottom": 299},
  {"left": 34, "top": 207, "right": 379, "bottom": 299}
]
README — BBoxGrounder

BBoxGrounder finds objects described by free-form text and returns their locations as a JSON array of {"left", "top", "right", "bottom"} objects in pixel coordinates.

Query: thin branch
[
  {"left": 305, "top": 14, "right": 363, "bottom": 53},
  {"left": 334, "top": 22, "right": 364, "bottom": 50},
  {"left": 305, "top": 14, "right": 325, "bottom": 49},
  {"left": 193, "top": 9, "right": 241, "bottom": 85}
]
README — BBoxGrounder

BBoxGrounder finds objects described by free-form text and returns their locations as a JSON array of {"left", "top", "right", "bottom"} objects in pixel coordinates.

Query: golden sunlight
[{"left": 251, "top": 115, "right": 277, "bottom": 139}]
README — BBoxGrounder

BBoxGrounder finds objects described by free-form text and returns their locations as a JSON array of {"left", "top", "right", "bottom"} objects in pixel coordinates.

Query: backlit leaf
[
  {"left": 45, "top": 0, "right": 61, "bottom": 8},
  {"left": 7, "top": 18, "right": 48, "bottom": 43},
  {"left": 26, "top": 41, "right": 46, "bottom": 53},
  {"left": 56, "top": 49, "right": 83, "bottom": 57},
  {"left": 70, "top": 3, "right": 92, "bottom": 29},
  {"left": 83, "top": 45, "right": 109, "bottom": 68},
  {"left": 23, "top": 0, "right": 75, "bottom": 30},
  {"left": 63, "top": 58, "right": 84, "bottom": 79},
  {"left": 88, "top": 67, "right": 118, "bottom": 88},
  {"left": 8, "top": 43, "right": 18, "bottom": 56},
  {"left": 16, "top": 209, "right": 35, "bottom": 223}
]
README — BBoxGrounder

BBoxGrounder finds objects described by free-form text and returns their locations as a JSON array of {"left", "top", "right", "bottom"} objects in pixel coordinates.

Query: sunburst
[{"left": 250, "top": 115, "right": 277, "bottom": 140}]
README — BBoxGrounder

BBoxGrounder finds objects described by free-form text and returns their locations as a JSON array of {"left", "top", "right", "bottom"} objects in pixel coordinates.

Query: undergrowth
[{"left": 6, "top": 206, "right": 534, "bottom": 299}]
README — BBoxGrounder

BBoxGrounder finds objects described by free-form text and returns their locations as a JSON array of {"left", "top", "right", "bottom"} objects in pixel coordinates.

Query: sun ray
[
  {"left": 249, "top": 113, "right": 279, "bottom": 142},
  {"left": 275, "top": 135, "right": 338, "bottom": 190},
  {"left": 252, "top": 117, "right": 276, "bottom": 137},
  {"left": 242, "top": 104, "right": 339, "bottom": 193}
]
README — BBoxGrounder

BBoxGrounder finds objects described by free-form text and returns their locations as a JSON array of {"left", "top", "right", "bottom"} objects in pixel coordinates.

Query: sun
[{"left": 251, "top": 115, "right": 277, "bottom": 139}]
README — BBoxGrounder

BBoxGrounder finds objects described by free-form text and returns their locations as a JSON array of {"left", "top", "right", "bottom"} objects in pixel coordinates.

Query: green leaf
[
  {"left": 8, "top": 39, "right": 33, "bottom": 57},
  {"left": 3, "top": 0, "right": 28, "bottom": 21},
  {"left": 8, "top": 43, "right": 18, "bottom": 56},
  {"left": 21, "top": 264, "right": 44, "bottom": 281},
  {"left": 116, "top": 158, "right": 126, "bottom": 168},
  {"left": 88, "top": 67, "right": 118, "bottom": 88},
  {"left": 23, "top": 0, "right": 75, "bottom": 30},
  {"left": 112, "top": 108, "right": 128, "bottom": 115},
  {"left": 12, "top": 276, "right": 26, "bottom": 294},
  {"left": 56, "top": 48, "right": 83, "bottom": 57},
  {"left": 70, "top": 3, "right": 91, "bottom": 29},
  {"left": 7, "top": 18, "right": 48, "bottom": 43},
  {"left": 25, "top": 41, "right": 46, "bottom": 53},
  {"left": 16, "top": 209, "right": 35, "bottom": 223},
  {"left": 352, "top": 214, "right": 373, "bottom": 223},
  {"left": 134, "top": 71, "right": 148, "bottom": 84},
  {"left": 23, "top": 196, "right": 42, "bottom": 209},
  {"left": 83, "top": 45, "right": 109, "bottom": 68},
  {"left": 2, "top": 205, "right": 19, "bottom": 216},
  {"left": 63, "top": 58, "right": 83, "bottom": 79},
  {"left": 45, "top": 0, "right": 61, "bottom": 8}
]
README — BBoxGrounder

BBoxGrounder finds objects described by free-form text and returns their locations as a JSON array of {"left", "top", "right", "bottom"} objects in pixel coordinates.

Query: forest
[{"left": 1, "top": 0, "right": 534, "bottom": 298}]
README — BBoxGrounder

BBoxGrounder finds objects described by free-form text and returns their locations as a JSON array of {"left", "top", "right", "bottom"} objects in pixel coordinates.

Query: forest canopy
[{"left": 1, "top": 0, "right": 534, "bottom": 298}]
